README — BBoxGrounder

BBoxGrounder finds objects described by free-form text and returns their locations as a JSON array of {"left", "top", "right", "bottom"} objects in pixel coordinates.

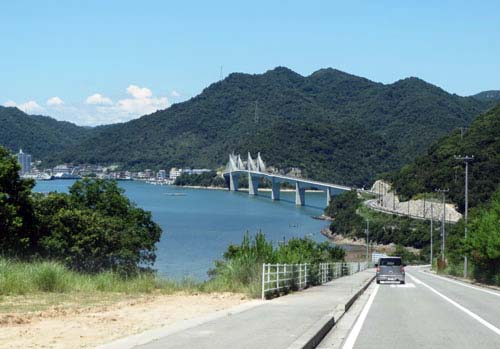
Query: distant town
[{"left": 15, "top": 149, "right": 213, "bottom": 185}]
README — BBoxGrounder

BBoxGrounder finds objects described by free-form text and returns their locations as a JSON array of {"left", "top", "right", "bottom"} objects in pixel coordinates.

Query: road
[{"left": 323, "top": 266, "right": 500, "bottom": 348}]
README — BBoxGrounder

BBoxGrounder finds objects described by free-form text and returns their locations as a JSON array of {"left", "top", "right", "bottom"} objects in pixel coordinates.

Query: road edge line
[
  {"left": 407, "top": 273, "right": 500, "bottom": 337},
  {"left": 288, "top": 273, "right": 375, "bottom": 349},
  {"left": 419, "top": 270, "right": 500, "bottom": 297},
  {"left": 341, "top": 283, "right": 379, "bottom": 349}
]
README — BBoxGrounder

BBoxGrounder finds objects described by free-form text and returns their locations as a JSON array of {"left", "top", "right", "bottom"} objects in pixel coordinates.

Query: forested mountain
[
  {"left": 472, "top": 90, "right": 500, "bottom": 102},
  {"left": 54, "top": 67, "right": 488, "bottom": 186},
  {"left": 0, "top": 106, "right": 92, "bottom": 160},
  {"left": 388, "top": 103, "right": 500, "bottom": 212},
  {"left": 1, "top": 67, "right": 493, "bottom": 186}
]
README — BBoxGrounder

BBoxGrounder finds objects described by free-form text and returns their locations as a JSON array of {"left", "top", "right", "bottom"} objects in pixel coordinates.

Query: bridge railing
[{"left": 261, "top": 261, "right": 373, "bottom": 300}]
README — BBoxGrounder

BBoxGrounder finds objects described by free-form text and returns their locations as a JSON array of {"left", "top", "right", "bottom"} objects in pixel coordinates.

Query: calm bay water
[{"left": 34, "top": 180, "right": 334, "bottom": 280}]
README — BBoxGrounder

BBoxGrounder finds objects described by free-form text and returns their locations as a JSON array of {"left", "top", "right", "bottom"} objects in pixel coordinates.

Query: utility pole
[
  {"left": 455, "top": 155, "right": 474, "bottom": 278},
  {"left": 430, "top": 204, "right": 433, "bottom": 266},
  {"left": 365, "top": 220, "right": 370, "bottom": 262},
  {"left": 435, "top": 189, "right": 449, "bottom": 263},
  {"left": 460, "top": 127, "right": 467, "bottom": 140}
]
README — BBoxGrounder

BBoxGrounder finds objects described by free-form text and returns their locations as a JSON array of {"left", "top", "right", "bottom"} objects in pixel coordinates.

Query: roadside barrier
[{"left": 262, "top": 261, "right": 372, "bottom": 299}]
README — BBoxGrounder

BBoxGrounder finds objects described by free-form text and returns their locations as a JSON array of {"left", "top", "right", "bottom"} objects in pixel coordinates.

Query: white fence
[
  {"left": 261, "top": 263, "right": 308, "bottom": 300},
  {"left": 262, "top": 261, "right": 372, "bottom": 300}
]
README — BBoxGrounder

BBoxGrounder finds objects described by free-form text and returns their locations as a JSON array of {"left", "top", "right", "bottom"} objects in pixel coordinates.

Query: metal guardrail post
[
  {"left": 276, "top": 264, "right": 280, "bottom": 293},
  {"left": 304, "top": 263, "right": 307, "bottom": 287},
  {"left": 299, "top": 263, "right": 302, "bottom": 288},
  {"left": 284, "top": 264, "right": 287, "bottom": 289},
  {"left": 261, "top": 263, "right": 266, "bottom": 300}
]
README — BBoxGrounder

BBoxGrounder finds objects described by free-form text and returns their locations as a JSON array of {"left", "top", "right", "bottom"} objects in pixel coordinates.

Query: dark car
[{"left": 376, "top": 257, "right": 405, "bottom": 284}]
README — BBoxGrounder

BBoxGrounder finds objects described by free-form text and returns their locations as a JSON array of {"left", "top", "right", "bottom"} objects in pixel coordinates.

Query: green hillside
[
  {"left": 1, "top": 68, "right": 491, "bottom": 186},
  {"left": 0, "top": 106, "right": 92, "bottom": 161},
  {"left": 388, "top": 103, "right": 500, "bottom": 211},
  {"left": 51, "top": 67, "right": 488, "bottom": 186},
  {"left": 472, "top": 90, "right": 500, "bottom": 102}
]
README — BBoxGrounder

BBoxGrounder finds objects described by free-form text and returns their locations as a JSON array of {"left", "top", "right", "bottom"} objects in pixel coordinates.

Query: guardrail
[
  {"left": 261, "top": 263, "right": 308, "bottom": 300},
  {"left": 262, "top": 261, "right": 372, "bottom": 299}
]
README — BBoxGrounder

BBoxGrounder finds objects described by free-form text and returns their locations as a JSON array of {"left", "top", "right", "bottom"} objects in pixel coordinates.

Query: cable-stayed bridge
[{"left": 222, "top": 153, "right": 362, "bottom": 206}]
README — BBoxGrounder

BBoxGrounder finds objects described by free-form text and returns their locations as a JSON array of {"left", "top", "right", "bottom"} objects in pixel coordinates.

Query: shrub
[
  {"left": 33, "top": 262, "right": 69, "bottom": 292},
  {"left": 208, "top": 232, "right": 345, "bottom": 294}
]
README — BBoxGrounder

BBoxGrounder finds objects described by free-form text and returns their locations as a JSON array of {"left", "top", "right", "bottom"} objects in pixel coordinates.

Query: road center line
[
  {"left": 407, "top": 273, "right": 500, "bottom": 337},
  {"left": 342, "top": 283, "right": 379, "bottom": 349},
  {"left": 417, "top": 269, "right": 500, "bottom": 298}
]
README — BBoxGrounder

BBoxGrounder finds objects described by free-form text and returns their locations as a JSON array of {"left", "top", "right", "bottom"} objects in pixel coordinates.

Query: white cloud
[
  {"left": 3, "top": 100, "right": 17, "bottom": 107},
  {"left": 47, "top": 96, "right": 64, "bottom": 106},
  {"left": 2, "top": 100, "right": 44, "bottom": 113},
  {"left": 116, "top": 96, "right": 168, "bottom": 115},
  {"left": 114, "top": 85, "right": 169, "bottom": 116},
  {"left": 3, "top": 85, "right": 171, "bottom": 126},
  {"left": 19, "top": 101, "right": 44, "bottom": 114},
  {"left": 171, "top": 90, "right": 181, "bottom": 98},
  {"left": 126, "top": 85, "right": 152, "bottom": 99},
  {"left": 85, "top": 93, "right": 113, "bottom": 105}
]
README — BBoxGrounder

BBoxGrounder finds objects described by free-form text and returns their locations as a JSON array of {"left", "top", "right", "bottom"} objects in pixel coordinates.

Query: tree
[
  {"left": 0, "top": 146, "right": 36, "bottom": 256},
  {"left": 36, "top": 179, "right": 163, "bottom": 275},
  {"left": 325, "top": 190, "right": 364, "bottom": 236},
  {"left": 465, "top": 186, "right": 500, "bottom": 284}
]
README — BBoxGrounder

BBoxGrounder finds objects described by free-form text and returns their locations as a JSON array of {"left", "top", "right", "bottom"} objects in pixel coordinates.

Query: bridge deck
[{"left": 223, "top": 170, "right": 354, "bottom": 191}]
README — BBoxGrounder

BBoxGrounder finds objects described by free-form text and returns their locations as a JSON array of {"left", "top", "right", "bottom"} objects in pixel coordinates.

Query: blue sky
[{"left": 1, "top": 0, "right": 499, "bottom": 125}]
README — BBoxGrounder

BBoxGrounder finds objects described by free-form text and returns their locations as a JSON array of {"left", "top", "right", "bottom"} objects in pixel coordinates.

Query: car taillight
[
  {"left": 401, "top": 266, "right": 405, "bottom": 272},
  {"left": 376, "top": 266, "right": 380, "bottom": 272}
]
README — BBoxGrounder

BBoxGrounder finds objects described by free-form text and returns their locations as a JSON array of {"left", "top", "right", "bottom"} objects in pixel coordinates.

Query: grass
[
  {"left": 0, "top": 258, "right": 256, "bottom": 314},
  {"left": 0, "top": 259, "right": 255, "bottom": 297}
]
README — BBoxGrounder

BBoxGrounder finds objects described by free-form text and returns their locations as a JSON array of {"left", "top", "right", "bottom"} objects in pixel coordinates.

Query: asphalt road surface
[{"left": 341, "top": 266, "right": 500, "bottom": 349}]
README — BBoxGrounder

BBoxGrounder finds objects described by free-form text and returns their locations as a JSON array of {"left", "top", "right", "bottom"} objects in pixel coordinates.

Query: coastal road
[{"left": 321, "top": 266, "right": 500, "bottom": 348}]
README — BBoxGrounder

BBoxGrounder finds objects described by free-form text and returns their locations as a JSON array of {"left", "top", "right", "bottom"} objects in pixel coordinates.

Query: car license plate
[{"left": 388, "top": 277, "right": 395, "bottom": 281}]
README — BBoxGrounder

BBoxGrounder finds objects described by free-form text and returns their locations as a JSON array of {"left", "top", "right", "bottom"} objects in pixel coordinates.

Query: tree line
[{"left": 0, "top": 145, "right": 162, "bottom": 276}]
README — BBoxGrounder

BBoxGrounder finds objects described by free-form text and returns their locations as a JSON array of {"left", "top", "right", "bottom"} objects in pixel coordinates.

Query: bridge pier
[
  {"left": 271, "top": 178, "right": 280, "bottom": 201},
  {"left": 326, "top": 188, "right": 333, "bottom": 206},
  {"left": 229, "top": 172, "right": 239, "bottom": 192},
  {"left": 295, "top": 182, "right": 305, "bottom": 206},
  {"left": 248, "top": 173, "right": 259, "bottom": 195}
]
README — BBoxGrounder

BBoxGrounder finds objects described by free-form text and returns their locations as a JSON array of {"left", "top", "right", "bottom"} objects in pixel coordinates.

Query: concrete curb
[{"left": 287, "top": 273, "right": 375, "bottom": 349}]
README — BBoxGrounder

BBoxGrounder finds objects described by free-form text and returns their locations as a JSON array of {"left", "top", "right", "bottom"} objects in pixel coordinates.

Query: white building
[
  {"left": 16, "top": 149, "right": 32, "bottom": 174},
  {"left": 157, "top": 169, "right": 167, "bottom": 180},
  {"left": 184, "top": 168, "right": 212, "bottom": 175},
  {"left": 169, "top": 167, "right": 183, "bottom": 181}
]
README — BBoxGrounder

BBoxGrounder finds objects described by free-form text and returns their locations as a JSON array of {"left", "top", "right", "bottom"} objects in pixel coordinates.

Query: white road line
[
  {"left": 407, "top": 273, "right": 500, "bottom": 337},
  {"left": 342, "top": 284, "right": 379, "bottom": 349},
  {"left": 417, "top": 269, "right": 500, "bottom": 298},
  {"left": 389, "top": 283, "right": 415, "bottom": 288}
]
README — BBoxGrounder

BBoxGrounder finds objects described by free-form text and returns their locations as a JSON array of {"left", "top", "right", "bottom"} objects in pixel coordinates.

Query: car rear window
[{"left": 380, "top": 258, "right": 402, "bottom": 266}]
